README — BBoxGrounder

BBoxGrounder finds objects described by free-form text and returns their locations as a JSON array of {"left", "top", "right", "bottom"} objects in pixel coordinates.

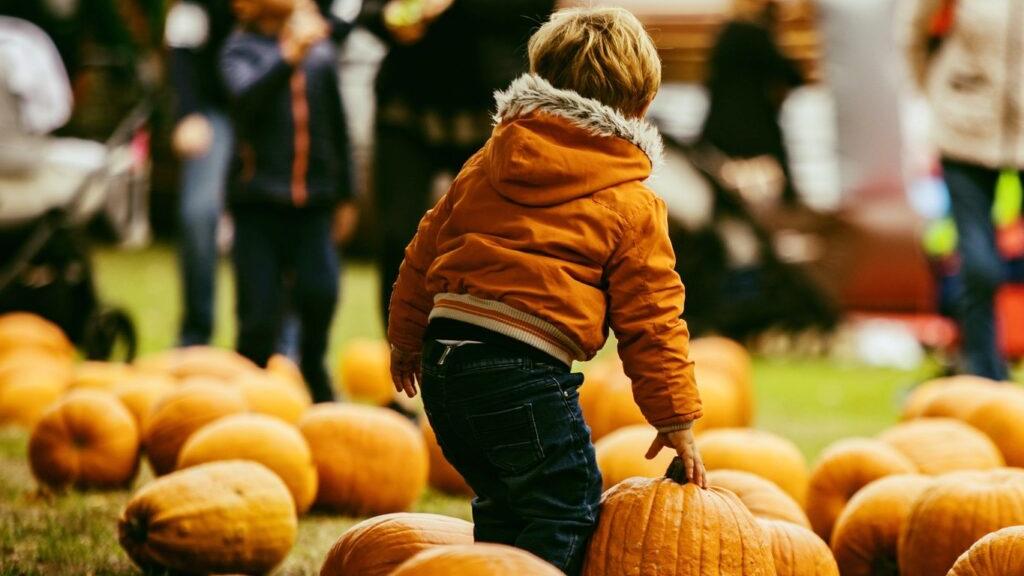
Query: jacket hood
[{"left": 486, "top": 74, "right": 664, "bottom": 207}]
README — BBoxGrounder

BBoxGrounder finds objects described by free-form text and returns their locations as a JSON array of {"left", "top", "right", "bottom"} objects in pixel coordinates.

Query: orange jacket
[{"left": 388, "top": 74, "right": 702, "bottom": 430}]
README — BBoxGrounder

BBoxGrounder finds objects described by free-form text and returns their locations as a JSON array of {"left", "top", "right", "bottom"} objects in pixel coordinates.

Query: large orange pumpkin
[
  {"left": 0, "top": 312, "right": 73, "bottom": 359},
  {"left": 392, "top": 543, "right": 563, "bottom": 576},
  {"left": 118, "top": 460, "right": 297, "bottom": 575},
  {"left": 0, "top": 367, "right": 68, "bottom": 428},
  {"left": 901, "top": 376, "right": 997, "bottom": 420},
  {"left": 707, "top": 469, "right": 811, "bottom": 528},
  {"left": 805, "top": 437, "right": 917, "bottom": 541},
  {"left": 337, "top": 339, "right": 394, "bottom": 406},
  {"left": 578, "top": 358, "right": 645, "bottom": 441},
  {"left": 28, "top": 390, "right": 139, "bottom": 489},
  {"left": 135, "top": 346, "right": 261, "bottom": 382},
  {"left": 947, "top": 526, "right": 1024, "bottom": 576},
  {"left": 877, "top": 418, "right": 1004, "bottom": 474},
  {"left": 177, "top": 413, "right": 318, "bottom": 513},
  {"left": 112, "top": 374, "right": 176, "bottom": 429},
  {"left": 963, "top": 388, "right": 1024, "bottom": 467},
  {"left": 299, "top": 403, "right": 427, "bottom": 515},
  {"left": 594, "top": 424, "right": 673, "bottom": 491},
  {"left": 898, "top": 468, "right": 1024, "bottom": 576},
  {"left": 582, "top": 458, "right": 776, "bottom": 576},
  {"left": 757, "top": 519, "right": 839, "bottom": 576},
  {"left": 232, "top": 373, "right": 309, "bottom": 424},
  {"left": 320, "top": 512, "right": 474, "bottom": 576},
  {"left": 689, "top": 336, "right": 754, "bottom": 425},
  {"left": 830, "top": 474, "right": 933, "bottom": 576},
  {"left": 696, "top": 427, "right": 809, "bottom": 504},
  {"left": 69, "top": 361, "right": 135, "bottom": 391},
  {"left": 142, "top": 381, "right": 248, "bottom": 475},
  {"left": 421, "top": 417, "right": 472, "bottom": 496}
]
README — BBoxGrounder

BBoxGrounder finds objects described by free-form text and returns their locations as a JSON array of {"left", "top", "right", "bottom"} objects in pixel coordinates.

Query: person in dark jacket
[
  {"left": 220, "top": 0, "right": 356, "bottom": 402},
  {"left": 700, "top": 0, "right": 804, "bottom": 204},
  {"left": 360, "top": 0, "right": 554, "bottom": 326}
]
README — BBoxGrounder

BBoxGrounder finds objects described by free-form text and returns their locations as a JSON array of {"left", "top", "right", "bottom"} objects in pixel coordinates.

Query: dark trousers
[
  {"left": 420, "top": 340, "right": 602, "bottom": 576},
  {"left": 375, "top": 123, "right": 478, "bottom": 326},
  {"left": 232, "top": 205, "right": 339, "bottom": 402},
  {"left": 942, "top": 159, "right": 1020, "bottom": 380}
]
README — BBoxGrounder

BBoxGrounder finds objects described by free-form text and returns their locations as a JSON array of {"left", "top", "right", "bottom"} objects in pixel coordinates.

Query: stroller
[{"left": 0, "top": 16, "right": 147, "bottom": 360}]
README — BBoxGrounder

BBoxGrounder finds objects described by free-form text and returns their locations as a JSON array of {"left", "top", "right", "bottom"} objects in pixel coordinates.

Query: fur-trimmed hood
[{"left": 485, "top": 73, "right": 663, "bottom": 207}]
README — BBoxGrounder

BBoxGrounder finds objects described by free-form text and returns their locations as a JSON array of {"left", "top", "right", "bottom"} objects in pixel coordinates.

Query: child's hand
[
  {"left": 172, "top": 114, "right": 213, "bottom": 159},
  {"left": 280, "top": 8, "right": 327, "bottom": 64},
  {"left": 389, "top": 345, "right": 421, "bottom": 398},
  {"left": 645, "top": 427, "right": 707, "bottom": 488},
  {"left": 332, "top": 203, "right": 359, "bottom": 247}
]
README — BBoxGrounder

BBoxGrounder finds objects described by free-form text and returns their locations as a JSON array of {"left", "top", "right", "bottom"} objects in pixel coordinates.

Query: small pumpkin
[
  {"left": 898, "top": 468, "right": 1024, "bottom": 576},
  {"left": 69, "top": 361, "right": 135, "bottom": 392},
  {"left": 0, "top": 368, "right": 68, "bottom": 428},
  {"left": 232, "top": 373, "right": 309, "bottom": 424},
  {"left": 692, "top": 367, "right": 745, "bottom": 434},
  {"left": 696, "top": 428, "right": 809, "bottom": 504},
  {"left": 392, "top": 543, "right": 564, "bottom": 576},
  {"left": 707, "top": 469, "right": 810, "bottom": 528},
  {"left": 582, "top": 458, "right": 776, "bottom": 576},
  {"left": 0, "top": 312, "right": 73, "bottom": 359},
  {"left": 757, "top": 519, "right": 839, "bottom": 576},
  {"left": 594, "top": 424, "right": 673, "bottom": 491},
  {"left": 421, "top": 417, "right": 472, "bottom": 496},
  {"left": 689, "top": 336, "right": 754, "bottom": 425},
  {"left": 830, "top": 474, "right": 933, "bottom": 576},
  {"left": 579, "top": 358, "right": 645, "bottom": 441},
  {"left": 135, "top": 346, "right": 261, "bottom": 382},
  {"left": 963, "top": 388, "right": 1024, "bottom": 467},
  {"left": 118, "top": 460, "right": 297, "bottom": 575},
  {"left": 267, "top": 353, "right": 312, "bottom": 403},
  {"left": 947, "top": 526, "right": 1024, "bottom": 576},
  {"left": 112, "top": 374, "right": 176, "bottom": 429},
  {"left": 337, "top": 339, "right": 394, "bottom": 406},
  {"left": 320, "top": 512, "right": 474, "bottom": 576},
  {"left": 177, "top": 413, "right": 318, "bottom": 513},
  {"left": 877, "top": 418, "right": 1004, "bottom": 475},
  {"left": 142, "top": 381, "right": 248, "bottom": 475},
  {"left": 0, "top": 348, "right": 73, "bottom": 388},
  {"left": 901, "top": 376, "right": 997, "bottom": 421},
  {"left": 28, "top": 389, "right": 139, "bottom": 489},
  {"left": 805, "top": 437, "right": 917, "bottom": 541},
  {"left": 299, "top": 403, "right": 427, "bottom": 515}
]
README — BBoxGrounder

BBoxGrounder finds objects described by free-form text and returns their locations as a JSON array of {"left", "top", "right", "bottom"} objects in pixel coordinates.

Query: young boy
[
  {"left": 387, "top": 7, "right": 705, "bottom": 574},
  {"left": 220, "top": 0, "right": 356, "bottom": 402}
]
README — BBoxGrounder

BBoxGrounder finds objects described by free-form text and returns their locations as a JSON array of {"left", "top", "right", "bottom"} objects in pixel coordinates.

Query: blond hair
[{"left": 528, "top": 7, "right": 661, "bottom": 118}]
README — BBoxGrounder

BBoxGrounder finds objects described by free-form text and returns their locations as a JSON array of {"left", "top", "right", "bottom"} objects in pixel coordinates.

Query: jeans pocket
[{"left": 468, "top": 404, "right": 545, "bottom": 475}]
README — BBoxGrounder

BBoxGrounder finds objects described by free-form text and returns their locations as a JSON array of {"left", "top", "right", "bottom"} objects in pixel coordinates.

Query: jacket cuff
[{"left": 656, "top": 421, "right": 694, "bottom": 434}]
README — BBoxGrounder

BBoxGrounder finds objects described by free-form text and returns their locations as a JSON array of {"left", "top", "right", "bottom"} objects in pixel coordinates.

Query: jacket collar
[{"left": 493, "top": 73, "right": 664, "bottom": 168}]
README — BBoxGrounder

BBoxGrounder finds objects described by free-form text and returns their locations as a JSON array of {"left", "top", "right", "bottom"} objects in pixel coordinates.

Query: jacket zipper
[
  {"left": 290, "top": 69, "right": 310, "bottom": 207},
  {"left": 1002, "top": 0, "right": 1023, "bottom": 167}
]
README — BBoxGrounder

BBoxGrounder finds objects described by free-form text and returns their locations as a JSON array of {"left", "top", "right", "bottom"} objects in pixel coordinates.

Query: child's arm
[{"left": 219, "top": 33, "right": 295, "bottom": 119}]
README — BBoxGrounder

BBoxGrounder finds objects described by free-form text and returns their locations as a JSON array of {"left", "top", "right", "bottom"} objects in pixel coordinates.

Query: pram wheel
[{"left": 82, "top": 307, "right": 137, "bottom": 362}]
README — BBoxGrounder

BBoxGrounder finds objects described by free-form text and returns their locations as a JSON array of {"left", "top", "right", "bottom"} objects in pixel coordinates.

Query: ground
[{"left": 0, "top": 244, "right": 936, "bottom": 575}]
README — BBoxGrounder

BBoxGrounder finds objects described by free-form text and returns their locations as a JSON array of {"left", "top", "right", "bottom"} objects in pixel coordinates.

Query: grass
[{"left": 0, "top": 244, "right": 937, "bottom": 574}]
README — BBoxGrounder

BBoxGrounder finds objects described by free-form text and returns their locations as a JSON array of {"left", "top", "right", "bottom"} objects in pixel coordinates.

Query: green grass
[{"left": 0, "top": 244, "right": 936, "bottom": 574}]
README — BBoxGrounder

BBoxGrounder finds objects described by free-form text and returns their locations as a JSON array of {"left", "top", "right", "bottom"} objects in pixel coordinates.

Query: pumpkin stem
[
  {"left": 665, "top": 457, "right": 690, "bottom": 484},
  {"left": 122, "top": 515, "right": 149, "bottom": 545}
]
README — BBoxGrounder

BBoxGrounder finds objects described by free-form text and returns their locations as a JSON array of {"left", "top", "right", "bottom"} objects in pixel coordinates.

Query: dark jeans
[
  {"left": 232, "top": 205, "right": 339, "bottom": 402},
  {"left": 942, "top": 159, "right": 1018, "bottom": 380},
  {"left": 420, "top": 340, "right": 601, "bottom": 575}
]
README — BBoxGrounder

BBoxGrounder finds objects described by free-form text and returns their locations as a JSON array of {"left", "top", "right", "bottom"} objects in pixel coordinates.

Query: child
[
  {"left": 387, "top": 7, "right": 705, "bottom": 574},
  {"left": 220, "top": 0, "right": 356, "bottom": 403}
]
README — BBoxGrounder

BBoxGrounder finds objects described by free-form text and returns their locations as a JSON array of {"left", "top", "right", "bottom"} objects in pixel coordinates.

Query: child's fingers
[
  {"left": 644, "top": 435, "right": 664, "bottom": 460},
  {"left": 683, "top": 451, "right": 695, "bottom": 483}
]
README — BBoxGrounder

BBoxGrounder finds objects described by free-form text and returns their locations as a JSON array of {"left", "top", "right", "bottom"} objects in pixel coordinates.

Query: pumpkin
[
  {"left": 177, "top": 413, "right": 318, "bottom": 513},
  {"left": 0, "top": 312, "right": 73, "bottom": 359},
  {"left": 692, "top": 367, "right": 745, "bottom": 434},
  {"left": 963, "top": 388, "right": 1024, "bottom": 467},
  {"left": 267, "top": 353, "right": 312, "bottom": 403},
  {"left": 320, "top": 512, "right": 474, "bottom": 576},
  {"left": 582, "top": 458, "right": 776, "bottom": 576},
  {"left": 689, "top": 336, "right": 754, "bottom": 425},
  {"left": 579, "top": 358, "right": 645, "bottom": 440},
  {"left": 69, "top": 361, "right": 135, "bottom": 391},
  {"left": 0, "top": 348, "right": 73, "bottom": 387},
  {"left": 877, "top": 418, "right": 1004, "bottom": 475},
  {"left": 299, "top": 403, "right": 427, "bottom": 515},
  {"left": 594, "top": 424, "right": 674, "bottom": 491},
  {"left": 28, "top": 389, "right": 139, "bottom": 489},
  {"left": 902, "top": 376, "right": 1001, "bottom": 421},
  {"left": 805, "top": 437, "right": 917, "bottom": 541},
  {"left": 707, "top": 469, "right": 811, "bottom": 528},
  {"left": 337, "top": 339, "right": 394, "bottom": 406},
  {"left": 947, "top": 526, "right": 1024, "bottom": 576},
  {"left": 421, "top": 417, "right": 472, "bottom": 496},
  {"left": 142, "top": 381, "right": 248, "bottom": 475},
  {"left": 898, "top": 468, "right": 1024, "bottom": 576},
  {"left": 901, "top": 375, "right": 997, "bottom": 420},
  {"left": 830, "top": 474, "right": 933, "bottom": 576},
  {"left": 392, "top": 543, "right": 564, "bottom": 576},
  {"left": 757, "top": 519, "right": 839, "bottom": 576},
  {"left": 696, "top": 428, "right": 809, "bottom": 504},
  {"left": 0, "top": 368, "right": 68, "bottom": 428},
  {"left": 232, "top": 373, "right": 309, "bottom": 424},
  {"left": 135, "top": 346, "right": 261, "bottom": 382},
  {"left": 118, "top": 460, "right": 297, "bottom": 575},
  {"left": 112, "top": 374, "right": 176, "bottom": 429}
]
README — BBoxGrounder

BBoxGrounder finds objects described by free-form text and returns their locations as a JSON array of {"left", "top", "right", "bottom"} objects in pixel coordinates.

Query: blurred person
[
  {"left": 699, "top": 0, "right": 804, "bottom": 205},
  {"left": 387, "top": 8, "right": 704, "bottom": 574},
  {"left": 359, "top": 0, "right": 553, "bottom": 327},
  {"left": 901, "top": 0, "right": 1024, "bottom": 380},
  {"left": 221, "top": 0, "right": 356, "bottom": 402}
]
